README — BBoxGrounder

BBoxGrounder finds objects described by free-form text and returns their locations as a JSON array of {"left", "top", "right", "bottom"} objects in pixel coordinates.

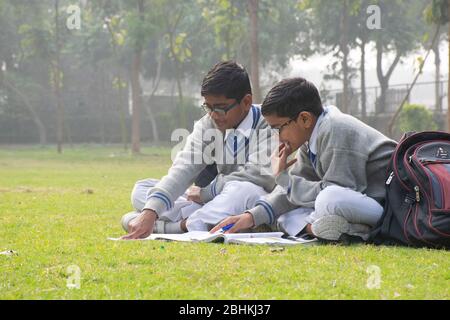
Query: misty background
[{"left": 0, "top": 0, "right": 448, "bottom": 154}]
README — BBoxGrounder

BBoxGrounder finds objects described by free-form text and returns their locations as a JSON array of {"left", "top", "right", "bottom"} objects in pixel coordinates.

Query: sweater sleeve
[
  {"left": 246, "top": 185, "right": 298, "bottom": 227},
  {"left": 144, "top": 118, "right": 212, "bottom": 214}
]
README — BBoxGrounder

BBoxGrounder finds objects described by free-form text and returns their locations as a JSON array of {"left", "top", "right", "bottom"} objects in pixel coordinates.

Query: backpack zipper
[
  {"left": 414, "top": 186, "right": 421, "bottom": 202},
  {"left": 386, "top": 172, "right": 394, "bottom": 185}
]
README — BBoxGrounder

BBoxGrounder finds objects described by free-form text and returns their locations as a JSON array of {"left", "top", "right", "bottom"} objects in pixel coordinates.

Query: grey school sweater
[
  {"left": 143, "top": 105, "right": 276, "bottom": 215},
  {"left": 248, "top": 105, "right": 397, "bottom": 227}
]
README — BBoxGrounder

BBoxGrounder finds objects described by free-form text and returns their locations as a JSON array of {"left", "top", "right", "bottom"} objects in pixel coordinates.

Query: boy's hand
[
  {"left": 210, "top": 212, "right": 255, "bottom": 234},
  {"left": 187, "top": 186, "right": 203, "bottom": 204},
  {"left": 271, "top": 143, "right": 297, "bottom": 177},
  {"left": 120, "top": 209, "right": 157, "bottom": 240}
]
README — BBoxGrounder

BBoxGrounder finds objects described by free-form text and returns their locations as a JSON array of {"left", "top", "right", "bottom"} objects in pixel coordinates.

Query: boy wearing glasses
[
  {"left": 211, "top": 78, "right": 397, "bottom": 243},
  {"left": 120, "top": 61, "right": 276, "bottom": 239}
]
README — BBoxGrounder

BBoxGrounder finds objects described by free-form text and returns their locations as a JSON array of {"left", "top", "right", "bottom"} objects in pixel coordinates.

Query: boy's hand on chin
[{"left": 271, "top": 143, "right": 298, "bottom": 177}]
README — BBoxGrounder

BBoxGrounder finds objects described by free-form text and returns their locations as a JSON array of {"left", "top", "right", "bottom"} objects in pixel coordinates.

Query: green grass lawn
[{"left": 0, "top": 145, "right": 449, "bottom": 300}]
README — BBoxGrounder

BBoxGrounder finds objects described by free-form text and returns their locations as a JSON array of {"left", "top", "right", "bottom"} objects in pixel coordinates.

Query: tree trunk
[
  {"left": 248, "top": 0, "right": 262, "bottom": 104},
  {"left": 54, "top": 0, "right": 64, "bottom": 153},
  {"left": 376, "top": 40, "right": 401, "bottom": 113},
  {"left": 166, "top": 10, "right": 187, "bottom": 128},
  {"left": 3, "top": 76, "right": 47, "bottom": 145},
  {"left": 168, "top": 31, "right": 187, "bottom": 129},
  {"left": 99, "top": 66, "right": 106, "bottom": 145},
  {"left": 118, "top": 72, "right": 128, "bottom": 150},
  {"left": 146, "top": 99, "right": 160, "bottom": 144},
  {"left": 433, "top": 37, "right": 442, "bottom": 113},
  {"left": 105, "top": 18, "right": 128, "bottom": 150},
  {"left": 378, "top": 81, "right": 389, "bottom": 114},
  {"left": 448, "top": 0, "right": 450, "bottom": 132},
  {"left": 131, "top": 50, "right": 142, "bottom": 154},
  {"left": 174, "top": 61, "right": 186, "bottom": 128},
  {"left": 340, "top": 0, "right": 350, "bottom": 114},
  {"left": 145, "top": 45, "right": 163, "bottom": 144},
  {"left": 360, "top": 39, "right": 367, "bottom": 120},
  {"left": 130, "top": 0, "right": 144, "bottom": 154}
]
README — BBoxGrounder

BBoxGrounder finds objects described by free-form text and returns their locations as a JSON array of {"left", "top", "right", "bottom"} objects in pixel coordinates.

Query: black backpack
[{"left": 370, "top": 131, "right": 450, "bottom": 249}]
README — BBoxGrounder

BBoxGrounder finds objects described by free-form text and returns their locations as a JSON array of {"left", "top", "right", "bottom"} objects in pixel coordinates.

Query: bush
[{"left": 398, "top": 104, "right": 438, "bottom": 133}]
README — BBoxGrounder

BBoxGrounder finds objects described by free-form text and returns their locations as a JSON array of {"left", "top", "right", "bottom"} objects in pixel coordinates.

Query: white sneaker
[{"left": 311, "top": 215, "right": 371, "bottom": 242}]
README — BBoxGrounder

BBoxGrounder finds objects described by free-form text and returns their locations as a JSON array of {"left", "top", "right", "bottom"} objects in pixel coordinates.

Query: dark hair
[
  {"left": 261, "top": 77, "right": 323, "bottom": 118},
  {"left": 201, "top": 61, "right": 252, "bottom": 101}
]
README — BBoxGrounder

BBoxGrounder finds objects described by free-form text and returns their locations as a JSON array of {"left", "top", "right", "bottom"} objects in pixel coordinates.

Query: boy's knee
[
  {"left": 185, "top": 212, "right": 209, "bottom": 232},
  {"left": 130, "top": 178, "right": 159, "bottom": 212},
  {"left": 130, "top": 180, "right": 146, "bottom": 212},
  {"left": 315, "top": 185, "right": 349, "bottom": 217},
  {"left": 225, "top": 181, "right": 258, "bottom": 192},
  {"left": 224, "top": 181, "right": 265, "bottom": 204},
  {"left": 276, "top": 215, "right": 289, "bottom": 234}
]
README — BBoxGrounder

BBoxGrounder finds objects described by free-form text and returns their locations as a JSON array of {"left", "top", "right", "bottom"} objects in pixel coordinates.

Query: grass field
[{"left": 0, "top": 145, "right": 449, "bottom": 300}]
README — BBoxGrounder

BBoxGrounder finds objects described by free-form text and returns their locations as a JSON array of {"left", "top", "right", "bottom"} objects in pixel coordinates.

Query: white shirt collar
[
  {"left": 224, "top": 105, "right": 255, "bottom": 140},
  {"left": 308, "top": 106, "right": 328, "bottom": 155}
]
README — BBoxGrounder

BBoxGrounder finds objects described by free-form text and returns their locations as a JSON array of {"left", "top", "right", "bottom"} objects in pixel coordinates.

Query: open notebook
[{"left": 108, "top": 231, "right": 318, "bottom": 246}]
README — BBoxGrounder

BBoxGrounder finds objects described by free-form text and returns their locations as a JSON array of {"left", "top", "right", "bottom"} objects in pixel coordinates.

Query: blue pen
[{"left": 221, "top": 223, "right": 235, "bottom": 233}]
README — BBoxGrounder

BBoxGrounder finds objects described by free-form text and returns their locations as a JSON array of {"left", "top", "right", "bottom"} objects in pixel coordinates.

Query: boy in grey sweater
[
  {"left": 211, "top": 78, "right": 397, "bottom": 242},
  {"left": 120, "top": 61, "right": 276, "bottom": 240}
]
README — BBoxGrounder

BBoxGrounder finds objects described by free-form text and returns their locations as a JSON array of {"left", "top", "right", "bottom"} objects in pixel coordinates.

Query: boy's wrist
[
  {"left": 142, "top": 209, "right": 158, "bottom": 219},
  {"left": 243, "top": 211, "right": 255, "bottom": 228},
  {"left": 275, "top": 171, "right": 290, "bottom": 189}
]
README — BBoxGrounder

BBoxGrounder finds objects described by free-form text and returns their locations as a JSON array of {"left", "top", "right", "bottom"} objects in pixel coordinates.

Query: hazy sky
[
  {"left": 290, "top": 43, "right": 449, "bottom": 89},
  {"left": 287, "top": 43, "right": 449, "bottom": 110}
]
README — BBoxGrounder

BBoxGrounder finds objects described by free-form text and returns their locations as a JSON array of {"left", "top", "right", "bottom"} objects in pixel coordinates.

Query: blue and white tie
[{"left": 226, "top": 131, "right": 246, "bottom": 161}]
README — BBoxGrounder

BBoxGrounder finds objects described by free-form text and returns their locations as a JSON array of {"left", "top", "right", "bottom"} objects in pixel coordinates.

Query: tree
[
  {"left": 101, "top": 4, "right": 130, "bottom": 149},
  {"left": 424, "top": 0, "right": 449, "bottom": 131},
  {"left": 124, "top": 0, "right": 164, "bottom": 153},
  {"left": 13, "top": 0, "right": 70, "bottom": 151},
  {"left": 130, "top": 0, "right": 145, "bottom": 154},
  {"left": 53, "top": 0, "right": 64, "bottom": 153},
  {"left": 247, "top": 0, "right": 262, "bottom": 103},
  {"left": 164, "top": 1, "right": 192, "bottom": 128},
  {"left": 301, "top": 0, "right": 360, "bottom": 113},
  {"left": 373, "top": 0, "right": 426, "bottom": 113},
  {"left": 0, "top": 0, "right": 47, "bottom": 145},
  {"left": 387, "top": 23, "right": 442, "bottom": 136},
  {"left": 354, "top": 0, "right": 372, "bottom": 120},
  {"left": 398, "top": 104, "right": 438, "bottom": 132}
]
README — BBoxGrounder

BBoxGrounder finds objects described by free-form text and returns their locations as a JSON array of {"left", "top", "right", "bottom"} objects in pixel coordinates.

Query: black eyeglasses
[
  {"left": 271, "top": 113, "right": 300, "bottom": 134},
  {"left": 201, "top": 101, "right": 240, "bottom": 116}
]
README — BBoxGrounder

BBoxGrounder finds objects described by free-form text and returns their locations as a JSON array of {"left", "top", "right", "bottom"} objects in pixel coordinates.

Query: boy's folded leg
[
  {"left": 276, "top": 207, "right": 314, "bottom": 236},
  {"left": 130, "top": 179, "right": 160, "bottom": 212},
  {"left": 121, "top": 211, "right": 141, "bottom": 233},
  {"left": 186, "top": 181, "right": 267, "bottom": 232},
  {"left": 121, "top": 211, "right": 185, "bottom": 234},
  {"left": 311, "top": 214, "right": 371, "bottom": 242},
  {"left": 314, "top": 185, "right": 383, "bottom": 227},
  {"left": 153, "top": 220, "right": 184, "bottom": 234}
]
